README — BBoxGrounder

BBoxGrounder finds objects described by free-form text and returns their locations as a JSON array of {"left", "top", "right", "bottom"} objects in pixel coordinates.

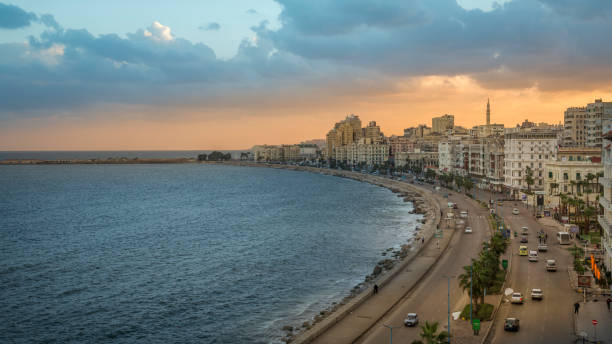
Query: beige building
[
  {"left": 326, "top": 114, "right": 363, "bottom": 158},
  {"left": 544, "top": 147, "right": 602, "bottom": 208},
  {"left": 563, "top": 106, "right": 587, "bottom": 146},
  {"left": 334, "top": 138, "right": 389, "bottom": 166},
  {"left": 432, "top": 114, "right": 454, "bottom": 134},
  {"left": 404, "top": 125, "right": 431, "bottom": 138},
  {"left": 362, "top": 121, "right": 383, "bottom": 143},
  {"left": 395, "top": 151, "right": 438, "bottom": 170}
]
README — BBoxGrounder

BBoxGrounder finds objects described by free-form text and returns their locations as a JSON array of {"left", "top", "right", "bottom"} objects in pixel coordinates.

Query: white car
[
  {"left": 512, "top": 208, "right": 520, "bottom": 215},
  {"left": 531, "top": 289, "right": 543, "bottom": 300},
  {"left": 521, "top": 226, "right": 528, "bottom": 233},
  {"left": 460, "top": 211, "right": 468, "bottom": 218},
  {"left": 511, "top": 292, "right": 524, "bottom": 304},
  {"left": 528, "top": 250, "right": 538, "bottom": 262},
  {"left": 404, "top": 313, "right": 419, "bottom": 327},
  {"left": 465, "top": 227, "right": 473, "bottom": 234}
]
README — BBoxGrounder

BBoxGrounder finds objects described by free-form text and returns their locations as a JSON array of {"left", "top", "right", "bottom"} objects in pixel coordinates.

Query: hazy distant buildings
[{"left": 432, "top": 114, "right": 454, "bottom": 134}]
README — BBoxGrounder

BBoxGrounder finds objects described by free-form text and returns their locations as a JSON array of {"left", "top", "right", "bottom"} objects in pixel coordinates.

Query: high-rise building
[
  {"left": 432, "top": 114, "right": 454, "bottom": 134},
  {"left": 563, "top": 107, "right": 587, "bottom": 146},
  {"left": 563, "top": 99, "right": 612, "bottom": 148}
]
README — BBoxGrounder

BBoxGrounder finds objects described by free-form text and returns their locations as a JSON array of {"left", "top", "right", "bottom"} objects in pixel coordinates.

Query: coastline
[{"left": 205, "top": 161, "right": 441, "bottom": 343}]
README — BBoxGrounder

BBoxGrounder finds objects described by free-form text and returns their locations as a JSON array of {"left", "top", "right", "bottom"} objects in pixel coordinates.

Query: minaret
[{"left": 486, "top": 98, "right": 491, "bottom": 125}]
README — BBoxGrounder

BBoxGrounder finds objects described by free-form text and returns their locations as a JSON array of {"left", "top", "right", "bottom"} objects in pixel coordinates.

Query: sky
[{"left": 1, "top": 0, "right": 612, "bottom": 150}]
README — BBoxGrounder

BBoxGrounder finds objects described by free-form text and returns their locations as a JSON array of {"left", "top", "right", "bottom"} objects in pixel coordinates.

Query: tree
[
  {"left": 425, "top": 168, "right": 437, "bottom": 181},
  {"left": 197, "top": 153, "right": 208, "bottom": 161},
  {"left": 463, "top": 179, "right": 474, "bottom": 195},
  {"left": 524, "top": 166, "right": 534, "bottom": 193},
  {"left": 208, "top": 151, "right": 229, "bottom": 161},
  {"left": 411, "top": 321, "right": 450, "bottom": 344}
]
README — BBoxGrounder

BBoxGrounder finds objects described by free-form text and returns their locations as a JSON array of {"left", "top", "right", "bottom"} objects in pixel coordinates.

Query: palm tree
[{"left": 412, "top": 321, "right": 450, "bottom": 344}]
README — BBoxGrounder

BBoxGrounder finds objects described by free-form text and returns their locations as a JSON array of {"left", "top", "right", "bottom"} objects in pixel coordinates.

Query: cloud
[
  {"left": 199, "top": 22, "right": 221, "bottom": 31},
  {"left": 0, "top": 2, "right": 37, "bottom": 29},
  {"left": 2, "top": 0, "right": 612, "bottom": 120}
]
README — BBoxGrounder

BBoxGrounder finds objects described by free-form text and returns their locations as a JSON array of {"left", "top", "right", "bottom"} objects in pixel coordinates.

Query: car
[
  {"left": 531, "top": 288, "right": 543, "bottom": 300},
  {"left": 528, "top": 250, "right": 538, "bottom": 262},
  {"left": 512, "top": 208, "right": 520, "bottom": 215},
  {"left": 519, "top": 245, "right": 528, "bottom": 256},
  {"left": 497, "top": 201, "right": 503, "bottom": 206},
  {"left": 521, "top": 226, "right": 528, "bottom": 233},
  {"left": 453, "top": 204, "right": 458, "bottom": 209},
  {"left": 538, "top": 244, "right": 548, "bottom": 252},
  {"left": 504, "top": 318, "right": 520, "bottom": 331},
  {"left": 460, "top": 211, "right": 468, "bottom": 218},
  {"left": 546, "top": 259, "right": 557, "bottom": 271},
  {"left": 404, "top": 313, "right": 419, "bottom": 327},
  {"left": 511, "top": 292, "right": 524, "bottom": 304},
  {"left": 448, "top": 202, "right": 454, "bottom": 208},
  {"left": 465, "top": 227, "right": 473, "bottom": 234},
  {"left": 520, "top": 235, "right": 528, "bottom": 243}
]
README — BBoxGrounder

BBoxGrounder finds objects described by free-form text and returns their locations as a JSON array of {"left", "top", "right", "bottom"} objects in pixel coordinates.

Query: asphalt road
[
  {"left": 356, "top": 187, "right": 492, "bottom": 344},
  {"left": 486, "top": 203, "right": 576, "bottom": 344}
]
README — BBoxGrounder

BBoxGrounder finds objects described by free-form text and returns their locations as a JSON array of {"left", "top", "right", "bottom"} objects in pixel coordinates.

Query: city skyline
[{"left": 2, "top": 0, "right": 612, "bottom": 150}]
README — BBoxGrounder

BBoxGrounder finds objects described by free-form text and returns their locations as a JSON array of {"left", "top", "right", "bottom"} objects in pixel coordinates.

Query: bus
[{"left": 557, "top": 232, "right": 570, "bottom": 245}]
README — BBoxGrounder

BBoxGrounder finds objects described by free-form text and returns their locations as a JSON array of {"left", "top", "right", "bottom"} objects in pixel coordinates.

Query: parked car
[
  {"left": 528, "top": 250, "right": 538, "bottom": 262},
  {"left": 538, "top": 244, "right": 548, "bottom": 252},
  {"left": 531, "top": 288, "right": 543, "bottom": 300},
  {"left": 512, "top": 208, "right": 520, "bottom": 215},
  {"left": 546, "top": 259, "right": 557, "bottom": 271},
  {"left": 465, "top": 227, "right": 472, "bottom": 234},
  {"left": 404, "top": 313, "right": 419, "bottom": 327},
  {"left": 511, "top": 292, "right": 524, "bottom": 304},
  {"left": 520, "top": 235, "right": 528, "bottom": 243},
  {"left": 504, "top": 318, "right": 520, "bottom": 331}
]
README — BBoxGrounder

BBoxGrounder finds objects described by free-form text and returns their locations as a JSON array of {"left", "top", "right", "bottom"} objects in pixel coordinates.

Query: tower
[{"left": 486, "top": 98, "right": 490, "bottom": 125}]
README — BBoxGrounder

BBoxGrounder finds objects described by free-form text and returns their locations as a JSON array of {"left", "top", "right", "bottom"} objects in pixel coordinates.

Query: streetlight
[
  {"left": 383, "top": 324, "right": 399, "bottom": 344},
  {"left": 443, "top": 274, "right": 456, "bottom": 344}
]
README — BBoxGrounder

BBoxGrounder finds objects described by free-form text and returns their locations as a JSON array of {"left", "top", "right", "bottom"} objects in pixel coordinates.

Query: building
[
  {"left": 404, "top": 125, "right": 432, "bottom": 138},
  {"left": 585, "top": 99, "right": 612, "bottom": 148},
  {"left": 598, "top": 125, "right": 612, "bottom": 272},
  {"left": 363, "top": 121, "right": 383, "bottom": 143},
  {"left": 395, "top": 151, "right": 438, "bottom": 170},
  {"left": 504, "top": 129, "right": 560, "bottom": 198},
  {"left": 326, "top": 114, "right": 363, "bottom": 158},
  {"left": 432, "top": 114, "right": 454, "bottom": 134},
  {"left": 563, "top": 107, "right": 587, "bottom": 146},
  {"left": 544, "top": 147, "right": 602, "bottom": 209},
  {"left": 334, "top": 138, "right": 389, "bottom": 166}
]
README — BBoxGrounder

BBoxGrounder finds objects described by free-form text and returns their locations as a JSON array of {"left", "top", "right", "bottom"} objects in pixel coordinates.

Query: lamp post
[
  {"left": 444, "top": 275, "right": 456, "bottom": 343},
  {"left": 383, "top": 324, "right": 399, "bottom": 344}
]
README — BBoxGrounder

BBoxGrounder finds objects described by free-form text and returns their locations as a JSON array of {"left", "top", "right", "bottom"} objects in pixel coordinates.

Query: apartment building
[
  {"left": 504, "top": 129, "right": 560, "bottom": 198},
  {"left": 599, "top": 126, "right": 612, "bottom": 271},
  {"left": 432, "top": 114, "right": 454, "bottom": 134}
]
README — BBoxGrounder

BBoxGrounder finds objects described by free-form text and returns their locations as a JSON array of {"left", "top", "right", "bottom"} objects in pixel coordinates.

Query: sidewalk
[{"left": 575, "top": 300, "right": 612, "bottom": 342}]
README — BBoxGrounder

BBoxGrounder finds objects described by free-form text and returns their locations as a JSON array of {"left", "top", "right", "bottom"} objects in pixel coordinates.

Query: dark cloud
[
  {"left": 0, "top": 2, "right": 37, "bottom": 29},
  {"left": 198, "top": 22, "right": 221, "bottom": 31},
  {"left": 2, "top": 0, "right": 612, "bottom": 118}
]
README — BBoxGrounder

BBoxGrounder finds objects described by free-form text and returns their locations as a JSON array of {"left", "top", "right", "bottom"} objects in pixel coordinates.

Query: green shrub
[{"left": 459, "top": 303, "right": 495, "bottom": 321}]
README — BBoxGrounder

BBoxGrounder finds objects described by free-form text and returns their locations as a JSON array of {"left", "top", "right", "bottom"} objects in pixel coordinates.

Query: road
[
  {"left": 356, "top": 186, "right": 492, "bottom": 344},
  {"left": 486, "top": 202, "right": 575, "bottom": 343}
]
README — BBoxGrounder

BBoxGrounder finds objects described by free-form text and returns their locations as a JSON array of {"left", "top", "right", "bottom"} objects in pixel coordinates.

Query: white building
[
  {"left": 599, "top": 125, "right": 612, "bottom": 272},
  {"left": 504, "top": 130, "right": 559, "bottom": 198}
]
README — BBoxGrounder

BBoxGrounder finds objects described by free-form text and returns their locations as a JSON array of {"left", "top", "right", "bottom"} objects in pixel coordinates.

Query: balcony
[
  {"left": 599, "top": 215, "right": 612, "bottom": 235},
  {"left": 600, "top": 197, "right": 612, "bottom": 211},
  {"left": 600, "top": 177, "right": 612, "bottom": 189}
]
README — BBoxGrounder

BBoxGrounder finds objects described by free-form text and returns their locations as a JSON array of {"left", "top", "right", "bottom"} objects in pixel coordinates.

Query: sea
[{"left": 0, "top": 156, "right": 423, "bottom": 343}]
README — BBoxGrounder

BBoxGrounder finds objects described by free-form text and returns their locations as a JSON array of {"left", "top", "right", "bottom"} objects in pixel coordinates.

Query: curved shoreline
[{"left": 205, "top": 161, "right": 441, "bottom": 343}]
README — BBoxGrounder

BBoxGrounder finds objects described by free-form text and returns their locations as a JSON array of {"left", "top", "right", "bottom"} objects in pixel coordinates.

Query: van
[
  {"left": 528, "top": 251, "right": 538, "bottom": 262},
  {"left": 546, "top": 259, "right": 557, "bottom": 271},
  {"left": 519, "top": 246, "right": 528, "bottom": 256},
  {"left": 557, "top": 232, "right": 570, "bottom": 245}
]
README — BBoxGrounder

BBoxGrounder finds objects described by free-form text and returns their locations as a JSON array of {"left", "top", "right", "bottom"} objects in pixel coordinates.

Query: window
[
  {"left": 549, "top": 171, "right": 553, "bottom": 179},
  {"left": 539, "top": 180, "right": 542, "bottom": 185},
  {"left": 564, "top": 172, "right": 568, "bottom": 180},
  {"left": 576, "top": 173, "right": 581, "bottom": 180}
]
